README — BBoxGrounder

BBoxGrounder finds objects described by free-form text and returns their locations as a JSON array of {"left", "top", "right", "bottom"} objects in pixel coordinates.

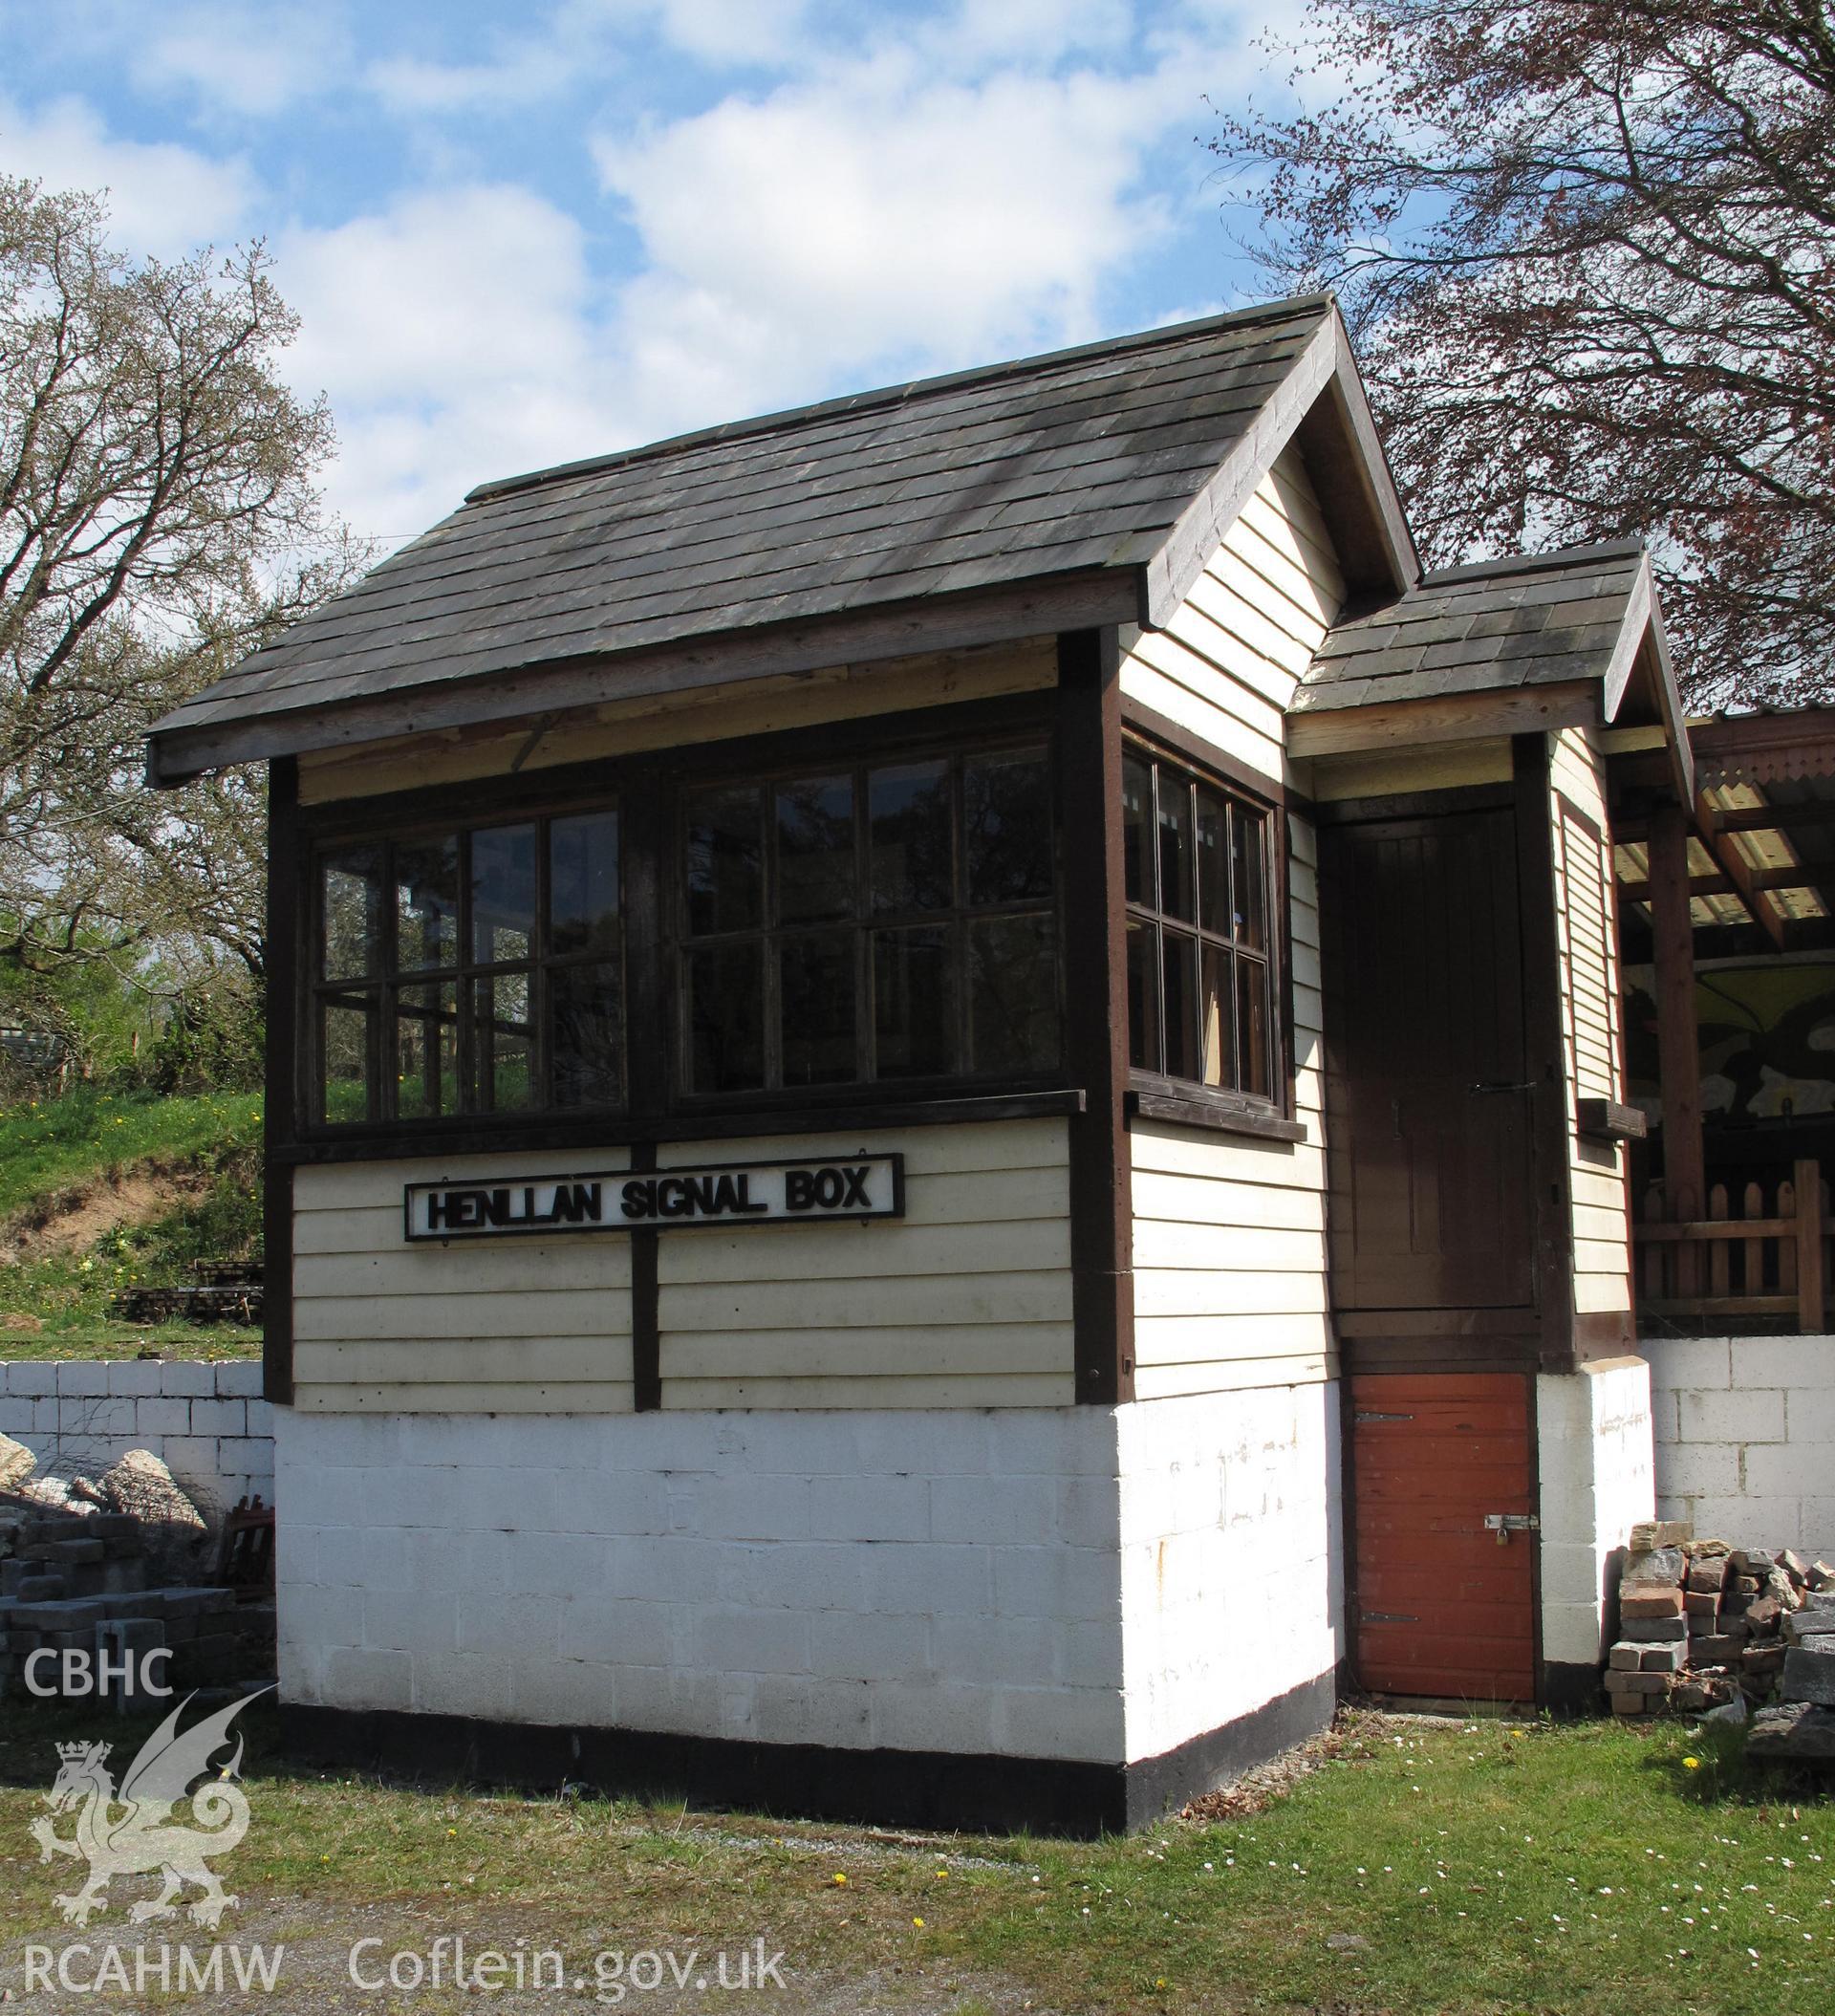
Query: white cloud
[
  {"left": 594, "top": 51, "right": 1185, "bottom": 414},
  {"left": 272, "top": 184, "right": 623, "bottom": 539},
  {"left": 0, "top": 94, "right": 255, "bottom": 256},
  {"left": 132, "top": 4, "right": 353, "bottom": 116}
]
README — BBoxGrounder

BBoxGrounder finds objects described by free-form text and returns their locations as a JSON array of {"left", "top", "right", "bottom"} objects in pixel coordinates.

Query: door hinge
[
  {"left": 1355, "top": 1410, "right": 1413, "bottom": 1423},
  {"left": 1360, "top": 1611, "right": 1417, "bottom": 1625},
  {"left": 1470, "top": 1080, "right": 1535, "bottom": 1095}
]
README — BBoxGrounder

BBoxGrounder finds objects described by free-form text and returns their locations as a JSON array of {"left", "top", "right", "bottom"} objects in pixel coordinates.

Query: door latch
[{"left": 1485, "top": 1512, "right": 1540, "bottom": 1546}]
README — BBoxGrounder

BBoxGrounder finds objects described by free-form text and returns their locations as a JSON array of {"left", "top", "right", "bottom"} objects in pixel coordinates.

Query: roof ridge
[
  {"left": 1419, "top": 537, "right": 1648, "bottom": 588},
  {"left": 464, "top": 294, "right": 1335, "bottom": 507}
]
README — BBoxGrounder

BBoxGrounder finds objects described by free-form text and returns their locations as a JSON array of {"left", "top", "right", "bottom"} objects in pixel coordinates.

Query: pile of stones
[
  {"left": 0, "top": 1432, "right": 273, "bottom": 1701},
  {"left": 1606, "top": 1519, "right": 1835, "bottom": 1758}
]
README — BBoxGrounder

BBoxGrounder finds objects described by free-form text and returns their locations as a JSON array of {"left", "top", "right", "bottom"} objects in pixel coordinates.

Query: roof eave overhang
[
  {"left": 1286, "top": 678, "right": 1605, "bottom": 760},
  {"left": 145, "top": 567, "right": 1141, "bottom": 787}
]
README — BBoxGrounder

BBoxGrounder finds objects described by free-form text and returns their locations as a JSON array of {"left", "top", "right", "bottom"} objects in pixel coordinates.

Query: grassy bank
[
  {"left": 0, "top": 1089, "right": 263, "bottom": 1360},
  {"left": 0, "top": 1708, "right": 1827, "bottom": 2012}
]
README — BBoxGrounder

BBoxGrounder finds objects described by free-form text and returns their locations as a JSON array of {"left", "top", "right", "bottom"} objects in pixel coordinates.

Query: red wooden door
[
  {"left": 1349, "top": 1373, "right": 1537, "bottom": 1702},
  {"left": 1320, "top": 809, "right": 1536, "bottom": 1311}
]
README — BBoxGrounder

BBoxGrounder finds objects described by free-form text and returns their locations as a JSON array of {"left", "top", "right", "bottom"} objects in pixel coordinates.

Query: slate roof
[
  {"left": 151, "top": 296, "right": 1338, "bottom": 763},
  {"left": 1293, "top": 541, "right": 1650, "bottom": 714}
]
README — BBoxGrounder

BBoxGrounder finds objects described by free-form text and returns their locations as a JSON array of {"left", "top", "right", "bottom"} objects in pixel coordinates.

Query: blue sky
[{"left": 0, "top": 0, "right": 1313, "bottom": 550}]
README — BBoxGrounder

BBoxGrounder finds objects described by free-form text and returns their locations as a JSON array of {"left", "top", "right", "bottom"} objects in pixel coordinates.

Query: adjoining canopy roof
[
  {"left": 1615, "top": 709, "right": 1835, "bottom": 953},
  {"left": 147, "top": 294, "right": 1414, "bottom": 783},
  {"left": 1292, "top": 542, "right": 1652, "bottom": 716}
]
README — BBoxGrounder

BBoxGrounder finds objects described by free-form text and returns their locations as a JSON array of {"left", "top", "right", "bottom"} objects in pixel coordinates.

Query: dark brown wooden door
[
  {"left": 1321, "top": 808, "right": 1535, "bottom": 1311},
  {"left": 1349, "top": 1373, "right": 1537, "bottom": 1701}
]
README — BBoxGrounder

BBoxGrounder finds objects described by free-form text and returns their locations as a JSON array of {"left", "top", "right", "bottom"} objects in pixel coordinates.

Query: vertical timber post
[
  {"left": 1648, "top": 806, "right": 1704, "bottom": 1296},
  {"left": 1056, "top": 628, "right": 1133, "bottom": 1405},
  {"left": 262, "top": 756, "right": 299, "bottom": 1408}
]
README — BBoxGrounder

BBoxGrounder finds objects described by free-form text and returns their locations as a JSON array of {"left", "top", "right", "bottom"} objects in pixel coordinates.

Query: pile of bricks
[
  {"left": 1606, "top": 1519, "right": 1835, "bottom": 1754},
  {"left": 0, "top": 1500, "right": 274, "bottom": 1701}
]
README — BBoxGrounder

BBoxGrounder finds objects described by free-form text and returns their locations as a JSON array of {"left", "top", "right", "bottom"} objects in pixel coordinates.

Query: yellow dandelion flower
[
  {"left": 1683, "top": 1756, "right": 1701, "bottom": 1770},
  {"left": 913, "top": 1918, "right": 924, "bottom": 1929},
  {"left": 831, "top": 1873, "right": 848, "bottom": 1887}
]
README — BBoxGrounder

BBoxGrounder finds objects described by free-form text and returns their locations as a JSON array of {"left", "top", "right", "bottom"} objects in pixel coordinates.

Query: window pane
[
  {"left": 396, "top": 836, "right": 460, "bottom": 970},
  {"left": 550, "top": 811, "right": 620, "bottom": 958},
  {"left": 1197, "top": 788, "right": 1230, "bottom": 937},
  {"left": 685, "top": 787, "right": 763, "bottom": 936},
  {"left": 1238, "top": 954, "right": 1272, "bottom": 1098},
  {"left": 321, "top": 847, "right": 382, "bottom": 981},
  {"left": 1200, "top": 946, "right": 1236, "bottom": 1090},
  {"left": 472, "top": 971, "right": 534, "bottom": 1113},
  {"left": 780, "top": 930, "right": 856, "bottom": 1087},
  {"left": 874, "top": 925, "right": 955, "bottom": 1079},
  {"left": 1161, "top": 929, "right": 1198, "bottom": 1080},
  {"left": 964, "top": 748, "right": 1051, "bottom": 906},
  {"left": 870, "top": 760, "right": 952, "bottom": 914},
  {"left": 1234, "top": 807, "right": 1268, "bottom": 950},
  {"left": 1122, "top": 756, "right": 1153, "bottom": 906},
  {"left": 1157, "top": 773, "right": 1195, "bottom": 923},
  {"left": 396, "top": 983, "right": 458, "bottom": 1119},
  {"left": 687, "top": 942, "right": 764, "bottom": 1093},
  {"left": 321, "top": 995, "right": 377, "bottom": 1123},
  {"left": 967, "top": 914, "right": 1059, "bottom": 1073},
  {"left": 776, "top": 775, "right": 855, "bottom": 923},
  {"left": 470, "top": 824, "right": 536, "bottom": 965},
  {"left": 550, "top": 964, "right": 622, "bottom": 1111},
  {"left": 1126, "top": 919, "right": 1159, "bottom": 1072}
]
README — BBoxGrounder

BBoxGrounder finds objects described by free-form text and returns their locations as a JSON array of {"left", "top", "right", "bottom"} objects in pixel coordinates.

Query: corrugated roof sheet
[
  {"left": 1293, "top": 541, "right": 1649, "bottom": 713},
  {"left": 153, "top": 296, "right": 1335, "bottom": 748}
]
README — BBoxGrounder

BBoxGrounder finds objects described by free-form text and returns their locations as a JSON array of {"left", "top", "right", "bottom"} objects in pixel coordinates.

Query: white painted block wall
[
  {"left": 277, "top": 1387, "right": 1343, "bottom": 1771},
  {"left": 0, "top": 1360, "right": 274, "bottom": 1515},
  {"left": 1536, "top": 1358, "right": 1654, "bottom": 1667},
  {"left": 1647, "top": 1336, "right": 1835, "bottom": 1558},
  {"left": 1118, "top": 1383, "right": 1340, "bottom": 1760}
]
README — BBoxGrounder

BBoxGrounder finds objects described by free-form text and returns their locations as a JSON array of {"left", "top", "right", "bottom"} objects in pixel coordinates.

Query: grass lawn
[
  {"left": 0, "top": 1088, "right": 264, "bottom": 1361},
  {"left": 0, "top": 1706, "right": 1828, "bottom": 2012}
]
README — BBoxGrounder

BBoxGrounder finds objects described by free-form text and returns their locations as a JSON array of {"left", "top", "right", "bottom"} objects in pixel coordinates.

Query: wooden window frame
[
  {"left": 289, "top": 695, "right": 1073, "bottom": 1150},
  {"left": 668, "top": 736, "right": 1065, "bottom": 1110},
  {"left": 1120, "top": 734, "right": 1295, "bottom": 1130},
  {"left": 308, "top": 799, "right": 626, "bottom": 1131}
]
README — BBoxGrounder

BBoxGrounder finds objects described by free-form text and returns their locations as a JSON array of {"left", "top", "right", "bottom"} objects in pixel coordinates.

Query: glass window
[
  {"left": 321, "top": 848, "right": 382, "bottom": 981},
  {"left": 550, "top": 813, "right": 619, "bottom": 958},
  {"left": 963, "top": 749, "right": 1052, "bottom": 905},
  {"left": 396, "top": 836, "right": 459, "bottom": 971},
  {"left": 312, "top": 806, "right": 623, "bottom": 1126},
  {"left": 680, "top": 743, "right": 1059, "bottom": 1094},
  {"left": 1124, "top": 747, "right": 1280, "bottom": 1102},
  {"left": 685, "top": 785, "right": 763, "bottom": 936},
  {"left": 776, "top": 776, "right": 855, "bottom": 922},
  {"left": 870, "top": 760, "right": 952, "bottom": 914}
]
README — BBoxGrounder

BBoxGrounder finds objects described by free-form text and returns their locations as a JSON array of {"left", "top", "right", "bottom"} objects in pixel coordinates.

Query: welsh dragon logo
[{"left": 31, "top": 1688, "right": 272, "bottom": 1927}]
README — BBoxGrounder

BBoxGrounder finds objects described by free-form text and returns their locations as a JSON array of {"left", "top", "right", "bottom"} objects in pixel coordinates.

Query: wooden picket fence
[{"left": 1635, "top": 1157, "right": 1833, "bottom": 1332}]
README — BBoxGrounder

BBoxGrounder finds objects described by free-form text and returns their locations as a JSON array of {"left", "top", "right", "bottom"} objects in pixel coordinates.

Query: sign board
[{"left": 403, "top": 1154, "right": 904, "bottom": 1242}]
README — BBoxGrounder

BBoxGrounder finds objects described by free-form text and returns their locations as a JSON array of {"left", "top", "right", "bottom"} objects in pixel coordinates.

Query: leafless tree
[
  {"left": 0, "top": 176, "right": 361, "bottom": 1000},
  {"left": 1214, "top": 0, "right": 1835, "bottom": 706}
]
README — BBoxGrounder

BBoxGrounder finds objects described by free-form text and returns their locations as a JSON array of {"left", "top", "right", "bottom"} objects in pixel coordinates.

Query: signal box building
[{"left": 146, "top": 298, "right": 1684, "bottom": 1832}]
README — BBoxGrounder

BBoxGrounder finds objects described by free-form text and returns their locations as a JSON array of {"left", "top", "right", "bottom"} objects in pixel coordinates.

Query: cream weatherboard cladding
[
  {"left": 1123, "top": 444, "right": 1342, "bottom": 1400},
  {"left": 654, "top": 1120, "right": 1074, "bottom": 1410},
  {"left": 1550, "top": 725, "right": 1634, "bottom": 1318},
  {"left": 290, "top": 1123, "right": 1073, "bottom": 1414},
  {"left": 291, "top": 1148, "right": 637, "bottom": 1413}
]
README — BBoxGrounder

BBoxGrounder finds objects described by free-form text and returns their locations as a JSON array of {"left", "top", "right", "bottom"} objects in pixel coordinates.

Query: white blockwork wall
[
  {"left": 1646, "top": 1336, "right": 1835, "bottom": 1559},
  {"left": 1536, "top": 1357, "right": 1654, "bottom": 1668},
  {"left": 1118, "top": 1384, "right": 1340, "bottom": 1761},
  {"left": 276, "top": 1390, "right": 1342, "bottom": 1772},
  {"left": 0, "top": 1359, "right": 273, "bottom": 1514}
]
